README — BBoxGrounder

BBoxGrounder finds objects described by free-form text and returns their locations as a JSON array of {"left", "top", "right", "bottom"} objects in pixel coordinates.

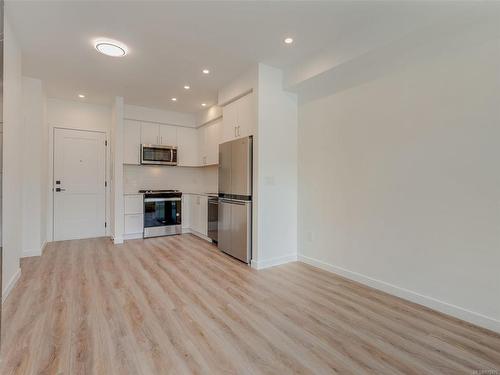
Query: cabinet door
[
  {"left": 159, "top": 125, "right": 177, "bottom": 146},
  {"left": 236, "top": 92, "right": 255, "bottom": 138},
  {"left": 206, "top": 120, "right": 222, "bottom": 165},
  {"left": 222, "top": 100, "right": 238, "bottom": 143},
  {"left": 141, "top": 122, "right": 159, "bottom": 144},
  {"left": 123, "top": 120, "right": 141, "bottom": 165},
  {"left": 177, "top": 127, "right": 199, "bottom": 166},
  {"left": 124, "top": 214, "right": 143, "bottom": 234},
  {"left": 190, "top": 195, "right": 200, "bottom": 233},
  {"left": 197, "top": 125, "right": 208, "bottom": 165},
  {"left": 198, "top": 195, "right": 208, "bottom": 236},
  {"left": 182, "top": 195, "right": 191, "bottom": 229},
  {"left": 124, "top": 194, "right": 143, "bottom": 214}
]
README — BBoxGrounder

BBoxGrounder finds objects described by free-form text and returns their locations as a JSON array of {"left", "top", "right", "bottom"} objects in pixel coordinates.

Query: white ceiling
[{"left": 7, "top": 1, "right": 460, "bottom": 113}]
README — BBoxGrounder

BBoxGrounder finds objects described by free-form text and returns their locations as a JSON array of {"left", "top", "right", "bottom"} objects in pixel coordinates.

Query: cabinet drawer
[
  {"left": 124, "top": 195, "right": 144, "bottom": 214},
  {"left": 124, "top": 214, "right": 143, "bottom": 234}
]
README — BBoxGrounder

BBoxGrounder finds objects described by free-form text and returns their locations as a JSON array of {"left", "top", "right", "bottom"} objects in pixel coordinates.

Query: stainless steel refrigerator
[{"left": 218, "top": 136, "right": 252, "bottom": 263}]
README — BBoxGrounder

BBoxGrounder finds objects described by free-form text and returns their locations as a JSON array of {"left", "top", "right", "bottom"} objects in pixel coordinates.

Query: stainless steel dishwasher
[{"left": 208, "top": 196, "right": 218, "bottom": 243}]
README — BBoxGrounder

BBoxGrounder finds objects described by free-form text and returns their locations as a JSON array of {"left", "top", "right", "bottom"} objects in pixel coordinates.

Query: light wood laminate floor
[{"left": 1, "top": 235, "right": 499, "bottom": 374}]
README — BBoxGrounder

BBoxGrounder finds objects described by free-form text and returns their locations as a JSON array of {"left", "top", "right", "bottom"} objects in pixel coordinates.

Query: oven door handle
[{"left": 144, "top": 198, "right": 182, "bottom": 202}]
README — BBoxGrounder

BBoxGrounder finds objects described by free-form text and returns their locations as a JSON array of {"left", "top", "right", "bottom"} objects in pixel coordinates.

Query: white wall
[
  {"left": 21, "top": 77, "right": 48, "bottom": 257},
  {"left": 46, "top": 98, "right": 112, "bottom": 241},
  {"left": 253, "top": 64, "right": 298, "bottom": 268},
  {"left": 124, "top": 164, "right": 217, "bottom": 194},
  {"left": 2, "top": 15, "right": 23, "bottom": 298},
  {"left": 47, "top": 98, "right": 110, "bottom": 132},
  {"left": 197, "top": 105, "right": 222, "bottom": 127},
  {"left": 297, "top": 25, "right": 500, "bottom": 332}
]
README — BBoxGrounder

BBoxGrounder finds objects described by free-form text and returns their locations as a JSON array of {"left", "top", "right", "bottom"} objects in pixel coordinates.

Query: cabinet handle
[
  {"left": 160, "top": 135, "right": 163, "bottom": 144},
  {"left": 234, "top": 126, "right": 237, "bottom": 138},
  {"left": 237, "top": 126, "right": 240, "bottom": 136}
]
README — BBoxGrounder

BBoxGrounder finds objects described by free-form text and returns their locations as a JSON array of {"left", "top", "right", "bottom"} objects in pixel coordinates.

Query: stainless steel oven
[
  {"left": 141, "top": 190, "right": 182, "bottom": 238},
  {"left": 141, "top": 144, "right": 177, "bottom": 165}
]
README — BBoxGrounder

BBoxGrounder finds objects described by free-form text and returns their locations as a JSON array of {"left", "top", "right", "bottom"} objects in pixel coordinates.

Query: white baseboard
[
  {"left": 113, "top": 236, "right": 124, "bottom": 244},
  {"left": 2, "top": 268, "right": 21, "bottom": 303},
  {"left": 252, "top": 253, "right": 297, "bottom": 270},
  {"left": 298, "top": 254, "right": 500, "bottom": 334},
  {"left": 183, "top": 228, "right": 213, "bottom": 243},
  {"left": 21, "top": 240, "right": 47, "bottom": 258},
  {"left": 123, "top": 233, "right": 143, "bottom": 240}
]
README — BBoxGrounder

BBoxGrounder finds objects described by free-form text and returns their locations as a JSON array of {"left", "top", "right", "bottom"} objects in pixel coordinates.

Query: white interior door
[{"left": 54, "top": 128, "right": 106, "bottom": 241}]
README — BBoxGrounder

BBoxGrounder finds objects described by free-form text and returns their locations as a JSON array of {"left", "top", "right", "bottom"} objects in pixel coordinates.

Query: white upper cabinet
[
  {"left": 222, "top": 99, "right": 238, "bottom": 143},
  {"left": 221, "top": 92, "right": 255, "bottom": 143},
  {"left": 124, "top": 115, "right": 224, "bottom": 167},
  {"left": 140, "top": 122, "right": 177, "bottom": 146},
  {"left": 159, "top": 125, "right": 177, "bottom": 146},
  {"left": 206, "top": 120, "right": 221, "bottom": 165},
  {"left": 177, "top": 127, "right": 199, "bottom": 166},
  {"left": 198, "top": 119, "right": 221, "bottom": 166},
  {"left": 141, "top": 122, "right": 160, "bottom": 144},
  {"left": 123, "top": 120, "right": 141, "bottom": 165},
  {"left": 236, "top": 92, "right": 255, "bottom": 138}
]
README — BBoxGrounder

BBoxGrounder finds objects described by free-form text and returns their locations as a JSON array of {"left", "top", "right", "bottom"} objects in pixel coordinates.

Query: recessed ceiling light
[
  {"left": 202, "top": 69, "right": 210, "bottom": 74},
  {"left": 78, "top": 94, "right": 85, "bottom": 98},
  {"left": 201, "top": 103, "right": 207, "bottom": 107},
  {"left": 284, "top": 37, "right": 294, "bottom": 44},
  {"left": 171, "top": 97, "right": 177, "bottom": 102},
  {"left": 94, "top": 39, "right": 127, "bottom": 57},
  {"left": 184, "top": 85, "right": 190, "bottom": 90}
]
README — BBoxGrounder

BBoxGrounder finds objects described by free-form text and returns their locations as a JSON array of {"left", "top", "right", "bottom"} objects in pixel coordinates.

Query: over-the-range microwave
[{"left": 141, "top": 144, "right": 178, "bottom": 166}]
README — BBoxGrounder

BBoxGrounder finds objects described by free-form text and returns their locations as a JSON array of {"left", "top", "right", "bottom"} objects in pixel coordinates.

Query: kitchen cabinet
[
  {"left": 123, "top": 120, "right": 141, "bottom": 165},
  {"left": 184, "top": 194, "right": 208, "bottom": 237},
  {"left": 124, "top": 194, "right": 144, "bottom": 239},
  {"left": 222, "top": 99, "right": 238, "bottom": 142},
  {"left": 141, "top": 122, "right": 178, "bottom": 146},
  {"left": 198, "top": 119, "right": 221, "bottom": 166},
  {"left": 141, "top": 122, "right": 160, "bottom": 144},
  {"left": 124, "top": 214, "right": 143, "bottom": 235},
  {"left": 159, "top": 125, "right": 177, "bottom": 146},
  {"left": 235, "top": 93, "right": 255, "bottom": 138},
  {"left": 181, "top": 194, "right": 191, "bottom": 230},
  {"left": 221, "top": 92, "right": 255, "bottom": 143},
  {"left": 177, "top": 127, "right": 199, "bottom": 167}
]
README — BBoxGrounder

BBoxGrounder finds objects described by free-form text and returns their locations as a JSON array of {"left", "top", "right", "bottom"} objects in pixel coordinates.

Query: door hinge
[
  {"left": 105, "top": 181, "right": 107, "bottom": 187},
  {"left": 105, "top": 140, "right": 108, "bottom": 146},
  {"left": 105, "top": 222, "right": 107, "bottom": 228}
]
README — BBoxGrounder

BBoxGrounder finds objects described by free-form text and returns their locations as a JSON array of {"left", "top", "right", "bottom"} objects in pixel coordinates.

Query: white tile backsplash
[{"left": 124, "top": 164, "right": 217, "bottom": 194}]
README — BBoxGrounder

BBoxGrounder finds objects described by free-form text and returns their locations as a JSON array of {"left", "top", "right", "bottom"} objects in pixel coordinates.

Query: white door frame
[{"left": 49, "top": 126, "right": 110, "bottom": 241}]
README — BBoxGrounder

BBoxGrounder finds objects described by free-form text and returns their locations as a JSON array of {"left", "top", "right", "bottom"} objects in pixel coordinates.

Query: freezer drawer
[{"left": 218, "top": 199, "right": 251, "bottom": 263}]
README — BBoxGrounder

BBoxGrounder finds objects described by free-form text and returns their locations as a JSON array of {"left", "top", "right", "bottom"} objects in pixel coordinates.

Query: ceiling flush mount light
[
  {"left": 202, "top": 69, "right": 210, "bottom": 74},
  {"left": 78, "top": 94, "right": 85, "bottom": 98},
  {"left": 184, "top": 85, "right": 190, "bottom": 90},
  {"left": 201, "top": 103, "right": 207, "bottom": 107},
  {"left": 94, "top": 39, "right": 127, "bottom": 57},
  {"left": 284, "top": 37, "right": 294, "bottom": 44},
  {"left": 171, "top": 97, "right": 177, "bottom": 102}
]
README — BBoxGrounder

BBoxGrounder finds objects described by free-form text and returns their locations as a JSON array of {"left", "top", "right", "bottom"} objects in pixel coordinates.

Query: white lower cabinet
[
  {"left": 124, "top": 194, "right": 144, "bottom": 239},
  {"left": 124, "top": 214, "right": 143, "bottom": 235},
  {"left": 183, "top": 194, "right": 208, "bottom": 238}
]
